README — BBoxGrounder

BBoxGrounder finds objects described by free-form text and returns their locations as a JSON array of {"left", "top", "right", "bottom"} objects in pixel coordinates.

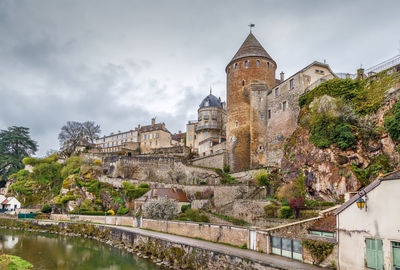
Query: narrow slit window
[
  {"left": 256, "top": 60, "right": 260, "bottom": 67},
  {"left": 244, "top": 60, "right": 249, "bottom": 68}
]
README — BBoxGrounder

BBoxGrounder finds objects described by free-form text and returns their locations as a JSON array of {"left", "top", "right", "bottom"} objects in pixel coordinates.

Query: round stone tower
[{"left": 226, "top": 32, "right": 276, "bottom": 172}]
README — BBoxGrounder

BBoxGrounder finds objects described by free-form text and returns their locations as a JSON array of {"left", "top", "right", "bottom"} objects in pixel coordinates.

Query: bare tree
[
  {"left": 58, "top": 121, "right": 84, "bottom": 156},
  {"left": 58, "top": 121, "right": 101, "bottom": 156},
  {"left": 81, "top": 121, "right": 101, "bottom": 144}
]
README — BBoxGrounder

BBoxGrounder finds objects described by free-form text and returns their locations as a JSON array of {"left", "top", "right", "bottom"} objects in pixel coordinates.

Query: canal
[{"left": 0, "top": 228, "right": 162, "bottom": 269}]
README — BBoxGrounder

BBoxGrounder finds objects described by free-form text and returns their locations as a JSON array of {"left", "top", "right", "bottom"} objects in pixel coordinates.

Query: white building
[
  {"left": 1, "top": 196, "right": 21, "bottom": 212},
  {"left": 335, "top": 171, "right": 400, "bottom": 270}
]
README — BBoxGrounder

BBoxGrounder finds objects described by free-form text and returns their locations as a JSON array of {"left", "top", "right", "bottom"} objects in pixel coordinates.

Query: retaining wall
[{"left": 0, "top": 218, "right": 277, "bottom": 270}]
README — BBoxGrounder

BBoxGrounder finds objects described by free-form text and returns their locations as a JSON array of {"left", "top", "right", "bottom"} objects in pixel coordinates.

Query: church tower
[{"left": 226, "top": 32, "right": 276, "bottom": 172}]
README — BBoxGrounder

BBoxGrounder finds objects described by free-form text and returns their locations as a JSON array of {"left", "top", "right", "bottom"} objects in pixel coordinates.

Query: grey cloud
[{"left": 0, "top": 0, "right": 399, "bottom": 155}]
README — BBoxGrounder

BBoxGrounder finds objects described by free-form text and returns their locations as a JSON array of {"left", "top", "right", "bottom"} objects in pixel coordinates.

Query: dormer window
[
  {"left": 256, "top": 60, "right": 260, "bottom": 67},
  {"left": 244, "top": 60, "right": 249, "bottom": 68}
]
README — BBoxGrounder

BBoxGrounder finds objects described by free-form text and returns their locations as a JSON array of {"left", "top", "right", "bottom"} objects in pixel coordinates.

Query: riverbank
[{"left": 0, "top": 217, "right": 322, "bottom": 270}]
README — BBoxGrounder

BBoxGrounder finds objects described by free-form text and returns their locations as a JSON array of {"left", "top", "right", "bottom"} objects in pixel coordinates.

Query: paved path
[
  {"left": 102, "top": 224, "right": 323, "bottom": 270},
  {"left": 27, "top": 219, "right": 322, "bottom": 270}
]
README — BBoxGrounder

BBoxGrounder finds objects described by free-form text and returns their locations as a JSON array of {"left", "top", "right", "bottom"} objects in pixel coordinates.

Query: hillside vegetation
[
  {"left": 281, "top": 70, "right": 400, "bottom": 200},
  {"left": 7, "top": 155, "right": 149, "bottom": 214}
]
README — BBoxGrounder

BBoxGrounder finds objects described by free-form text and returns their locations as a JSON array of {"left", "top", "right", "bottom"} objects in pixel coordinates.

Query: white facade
[
  {"left": 335, "top": 172, "right": 400, "bottom": 270},
  {"left": 1, "top": 197, "right": 21, "bottom": 212}
]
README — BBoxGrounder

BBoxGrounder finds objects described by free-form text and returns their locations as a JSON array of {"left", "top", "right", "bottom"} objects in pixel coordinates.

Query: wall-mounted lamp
[{"left": 356, "top": 190, "right": 367, "bottom": 211}]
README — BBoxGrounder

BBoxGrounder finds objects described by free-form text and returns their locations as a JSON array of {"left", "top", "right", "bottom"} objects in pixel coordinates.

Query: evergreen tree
[{"left": 0, "top": 126, "right": 38, "bottom": 186}]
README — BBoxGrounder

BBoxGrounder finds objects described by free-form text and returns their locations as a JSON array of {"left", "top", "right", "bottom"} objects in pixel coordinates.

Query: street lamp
[
  {"left": 356, "top": 197, "right": 365, "bottom": 209},
  {"left": 356, "top": 190, "right": 367, "bottom": 211}
]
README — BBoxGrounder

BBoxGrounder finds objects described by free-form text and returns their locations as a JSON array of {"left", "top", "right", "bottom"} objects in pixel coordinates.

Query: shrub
[
  {"left": 279, "top": 206, "right": 293, "bottom": 219},
  {"left": 138, "top": 183, "right": 149, "bottom": 189},
  {"left": 93, "top": 159, "right": 102, "bottom": 166},
  {"left": 305, "top": 200, "right": 335, "bottom": 208},
  {"left": 41, "top": 204, "right": 52, "bottom": 213},
  {"left": 194, "top": 191, "right": 202, "bottom": 200},
  {"left": 59, "top": 195, "right": 79, "bottom": 205},
  {"left": 107, "top": 209, "right": 115, "bottom": 216},
  {"left": 334, "top": 123, "right": 356, "bottom": 150},
  {"left": 210, "top": 212, "right": 250, "bottom": 226},
  {"left": 299, "top": 210, "right": 319, "bottom": 219},
  {"left": 385, "top": 100, "right": 400, "bottom": 142},
  {"left": 94, "top": 199, "right": 103, "bottom": 205},
  {"left": 178, "top": 209, "right": 209, "bottom": 223},
  {"left": 143, "top": 197, "right": 178, "bottom": 220},
  {"left": 264, "top": 204, "right": 278, "bottom": 218},
  {"left": 255, "top": 169, "right": 270, "bottom": 187},
  {"left": 240, "top": 243, "right": 247, "bottom": 249},
  {"left": 117, "top": 206, "right": 130, "bottom": 215},
  {"left": 61, "top": 156, "right": 81, "bottom": 179},
  {"left": 181, "top": 204, "right": 191, "bottom": 213},
  {"left": 309, "top": 113, "right": 337, "bottom": 148},
  {"left": 303, "top": 239, "right": 334, "bottom": 265},
  {"left": 223, "top": 165, "right": 230, "bottom": 173}
]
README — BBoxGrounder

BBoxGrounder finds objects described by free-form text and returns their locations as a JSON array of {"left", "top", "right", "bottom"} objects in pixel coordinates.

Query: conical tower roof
[{"left": 228, "top": 33, "right": 274, "bottom": 65}]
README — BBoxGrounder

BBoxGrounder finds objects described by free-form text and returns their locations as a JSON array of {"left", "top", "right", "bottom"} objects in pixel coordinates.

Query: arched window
[
  {"left": 256, "top": 60, "right": 260, "bottom": 67},
  {"left": 242, "top": 80, "right": 245, "bottom": 86},
  {"left": 234, "top": 63, "right": 238, "bottom": 69},
  {"left": 244, "top": 60, "right": 249, "bottom": 68}
]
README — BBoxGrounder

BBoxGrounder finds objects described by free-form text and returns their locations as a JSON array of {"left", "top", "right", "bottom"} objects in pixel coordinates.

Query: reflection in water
[{"left": 0, "top": 229, "right": 161, "bottom": 270}]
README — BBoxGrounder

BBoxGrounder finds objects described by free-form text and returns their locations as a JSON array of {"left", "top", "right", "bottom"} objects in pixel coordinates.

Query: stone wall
[
  {"left": 51, "top": 214, "right": 138, "bottom": 227},
  {"left": 0, "top": 218, "right": 275, "bottom": 270},
  {"left": 191, "top": 152, "right": 225, "bottom": 169},
  {"left": 101, "top": 156, "right": 221, "bottom": 185},
  {"left": 264, "top": 65, "right": 335, "bottom": 167},
  {"left": 49, "top": 213, "right": 336, "bottom": 266}
]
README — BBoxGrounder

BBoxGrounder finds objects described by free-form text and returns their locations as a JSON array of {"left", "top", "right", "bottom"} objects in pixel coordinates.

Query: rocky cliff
[{"left": 280, "top": 75, "right": 400, "bottom": 201}]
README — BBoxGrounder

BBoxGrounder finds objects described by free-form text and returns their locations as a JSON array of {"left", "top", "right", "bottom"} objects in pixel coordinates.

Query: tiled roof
[
  {"left": 1, "top": 198, "right": 10, "bottom": 205},
  {"left": 335, "top": 170, "right": 400, "bottom": 215},
  {"left": 139, "top": 123, "right": 168, "bottom": 133},
  {"left": 308, "top": 215, "right": 336, "bottom": 233},
  {"left": 229, "top": 33, "right": 273, "bottom": 65}
]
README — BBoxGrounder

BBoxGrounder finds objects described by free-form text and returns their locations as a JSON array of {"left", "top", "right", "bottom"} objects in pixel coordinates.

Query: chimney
[
  {"left": 151, "top": 118, "right": 156, "bottom": 126},
  {"left": 345, "top": 73, "right": 350, "bottom": 79},
  {"left": 280, "top": 71, "right": 285, "bottom": 82},
  {"left": 357, "top": 68, "right": 365, "bottom": 80}
]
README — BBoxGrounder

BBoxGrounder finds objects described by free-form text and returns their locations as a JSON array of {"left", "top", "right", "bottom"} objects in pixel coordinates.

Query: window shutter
[
  {"left": 366, "top": 239, "right": 377, "bottom": 269},
  {"left": 366, "top": 238, "right": 384, "bottom": 270}
]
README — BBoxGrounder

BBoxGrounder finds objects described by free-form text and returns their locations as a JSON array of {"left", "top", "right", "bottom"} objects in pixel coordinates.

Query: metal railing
[
  {"left": 365, "top": 54, "right": 400, "bottom": 74},
  {"left": 195, "top": 123, "right": 220, "bottom": 131}
]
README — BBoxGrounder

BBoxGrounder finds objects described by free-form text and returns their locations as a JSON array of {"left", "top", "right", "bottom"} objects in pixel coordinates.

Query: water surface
[{"left": 0, "top": 228, "right": 161, "bottom": 270}]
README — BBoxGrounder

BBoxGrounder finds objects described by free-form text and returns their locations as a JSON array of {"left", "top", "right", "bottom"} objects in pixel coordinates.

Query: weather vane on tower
[{"left": 249, "top": 23, "right": 255, "bottom": 33}]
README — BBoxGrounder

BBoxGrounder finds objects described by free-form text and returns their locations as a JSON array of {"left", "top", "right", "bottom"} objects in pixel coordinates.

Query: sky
[{"left": 1, "top": 0, "right": 399, "bottom": 156}]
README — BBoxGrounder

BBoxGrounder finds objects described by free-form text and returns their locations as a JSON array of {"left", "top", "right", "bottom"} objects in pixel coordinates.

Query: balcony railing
[{"left": 195, "top": 123, "right": 220, "bottom": 131}]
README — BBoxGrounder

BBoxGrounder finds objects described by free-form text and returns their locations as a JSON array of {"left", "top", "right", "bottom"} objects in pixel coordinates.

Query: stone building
[
  {"left": 185, "top": 92, "right": 226, "bottom": 156},
  {"left": 225, "top": 32, "right": 335, "bottom": 172},
  {"left": 96, "top": 129, "right": 139, "bottom": 153},
  {"left": 95, "top": 118, "right": 177, "bottom": 155},
  {"left": 139, "top": 118, "right": 174, "bottom": 154}
]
